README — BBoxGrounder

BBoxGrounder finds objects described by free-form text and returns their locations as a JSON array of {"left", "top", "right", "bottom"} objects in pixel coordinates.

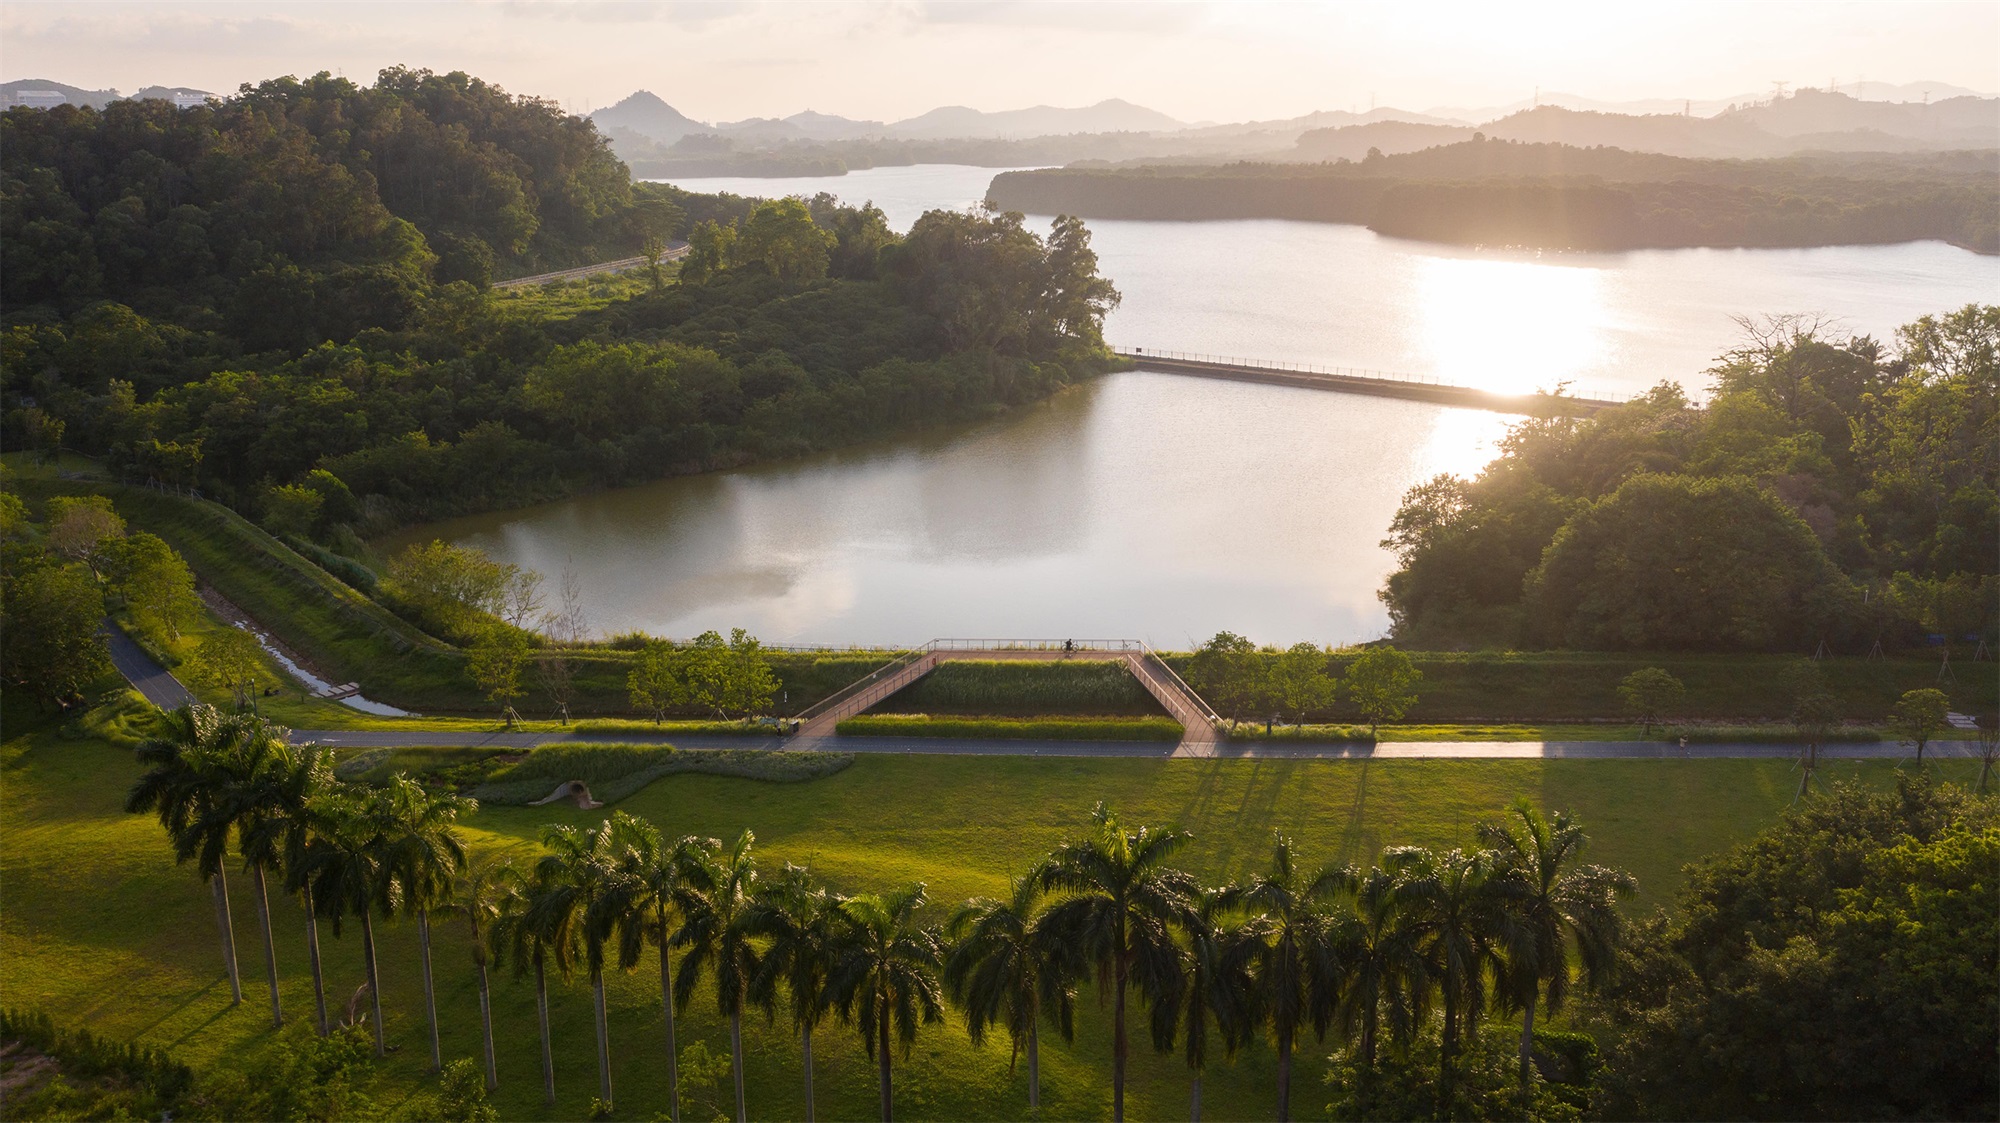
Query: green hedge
[
  {"left": 873, "top": 660, "right": 1165, "bottom": 716},
  {"left": 1157, "top": 650, "right": 1995, "bottom": 724},
  {"left": 835, "top": 714, "right": 1183, "bottom": 741}
]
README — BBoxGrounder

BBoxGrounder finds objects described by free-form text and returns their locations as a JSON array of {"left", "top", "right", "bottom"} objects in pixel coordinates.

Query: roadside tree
[
  {"left": 1188, "top": 631, "right": 1262, "bottom": 725},
  {"left": 629, "top": 640, "right": 686, "bottom": 723},
  {"left": 1267, "top": 642, "right": 1335, "bottom": 727},
  {"left": 1889, "top": 688, "right": 1951, "bottom": 763},
  {"left": 2, "top": 562, "right": 111, "bottom": 708},
  {"left": 1616, "top": 667, "right": 1686, "bottom": 737},
  {"left": 46, "top": 495, "right": 125, "bottom": 576},
  {"left": 184, "top": 628, "right": 269, "bottom": 711},
  {"left": 106, "top": 532, "right": 200, "bottom": 640},
  {"left": 466, "top": 626, "right": 530, "bottom": 722},
  {"left": 1344, "top": 648, "right": 1422, "bottom": 736}
]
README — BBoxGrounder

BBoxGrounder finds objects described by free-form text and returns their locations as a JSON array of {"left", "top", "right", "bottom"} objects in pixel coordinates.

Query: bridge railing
[
  {"left": 1137, "top": 643, "right": 1226, "bottom": 732},
  {"left": 1117, "top": 347, "right": 1634, "bottom": 406},
  {"left": 927, "top": 638, "right": 1144, "bottom": 653},
  {"left": 790, "top": 645, "right": 932, "bottom": 725}
]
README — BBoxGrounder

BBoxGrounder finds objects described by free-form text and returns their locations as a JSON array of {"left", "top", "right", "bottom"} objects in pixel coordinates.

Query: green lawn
[{"left": 5, "top": 703, "right": 1980, "bottom": 1122}]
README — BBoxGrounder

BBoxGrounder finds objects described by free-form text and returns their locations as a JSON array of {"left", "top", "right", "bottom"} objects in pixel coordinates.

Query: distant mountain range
[
  {"left": 9, "top": 77, "right": 1993, "bottom": 166},
  {"left": 590, "top": 91, "right": 1184, "bottom": 144},
  {"left": 1295, "top": 91, "right": 2000, "bottom": 162}
]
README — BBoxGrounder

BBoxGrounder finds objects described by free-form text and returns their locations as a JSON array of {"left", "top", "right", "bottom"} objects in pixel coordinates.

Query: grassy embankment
[
  {"left": 4, "top": 690, "right": 1983, "bottom": 1123},
  {"left": 12, "top": 468, "right": 1991, "bottom": 738},
  {"left": 11, "top": 472, "right": 899, "bottom": 723}
]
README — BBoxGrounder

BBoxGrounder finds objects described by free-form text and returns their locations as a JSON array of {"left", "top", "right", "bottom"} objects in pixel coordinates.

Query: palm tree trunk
[
  {"left": 418, "top": 907, "right": 442, "bottom": 1071},
  {"left": 802, "top": 1025, "right": 816, "bottom": 1123},
  {"left": 1277, "top": 1030, "right": 1293, "bottom": 1122},
  {"left": 212, "top": 872, "right": 242, "bottom": 1005},
  {"left": 1112, "top": 955, "right": 1129, "bottom": 1123},
  {"left": 593, "top": 969, "right": 614, "bottom": 1108},
  {"left": 731, "top": 1008, "right": 748, "bottom": 1123},
  {"left": 1027, "top": 1020, "right": 1040, "bottom": 1110},
  {"left": 1359, "top": 1009, "right": 1377, "bottom": 1113},
  {"left": 1190, "top": 1069, "right": 1203, "bottom": 1122},
  {"left": 877, "top": 1002, "right": 893, "bottom": 1122},
  {"left": 658, "top": 934, "right": 680, "bottom": 1123},
  {"left": 302, "top": 888, "right": 328, "bottom": 1036},
  {"left": 1517, "top": 990, "right": 1537, "bottom": 1090},
  {"left": 476, "top": 957, "right": 498, "bottom": 1091},
  {"left": 361, "top": 909, "right": 386, "bottom": 1056},
  {"left": 535, "top": 956, "right": 555, "bottom": 1106},
  {"left": 250, "top": 865, "right": 283, "bottom": 1028},
  {"left": 1439, "top": 987, "right": 1458, "bottom": 1118}
]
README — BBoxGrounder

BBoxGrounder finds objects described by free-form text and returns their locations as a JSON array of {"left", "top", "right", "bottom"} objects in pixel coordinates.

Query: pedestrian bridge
[
  {"left": 791, "top": 639, "right": 1224, "bottom": 753},
  {"left": 1120, "top": 350, "right": 1626, "bottom": 416}
]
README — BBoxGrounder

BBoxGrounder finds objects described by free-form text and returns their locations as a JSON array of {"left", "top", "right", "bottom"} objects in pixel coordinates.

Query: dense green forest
[
  {"left": 0, "top": 70, "right": 1121, "bottom": 529},
  {"left": 987, "top": 142, "right": 2000, "bottom": 253},
  {"left": 1381, "top": 306, "right": 1998, "bottom": 653}
]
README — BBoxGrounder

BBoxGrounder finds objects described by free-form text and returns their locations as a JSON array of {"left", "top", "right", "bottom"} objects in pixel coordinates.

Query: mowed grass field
[{"left": 4, "top": 712, "right": 1981, "bottom": 1122}]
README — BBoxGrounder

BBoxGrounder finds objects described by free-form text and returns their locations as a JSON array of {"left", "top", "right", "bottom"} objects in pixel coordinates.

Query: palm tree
[
  {"left": 945, "top": 873, "right": 1078, "bottom": 1112},
  {"left": 494, "top": 858, "right": 569, "bottom": 1106},
  {"left": 126, "top": 704, "right": 255, "bottom": 1008},
  {"left": 597, "top": 813, "right": 703, "bottom": 1123},
  {"left": 298, "top": 786, "right": 397, "bottom": 1056},
  {"left": 538, "top": 820, "right": 622, "bottom": 1110},
  {"left": 232, "top": 731, "right": 339, "bottom": 1035},
  {"left": 1231, "top": 833, "right": 1345, "bottom": 1122},
  {"left": 1325, "top": 865, "right": 1428, "bottom": 1101},
  {"left": 1151, "top": 889, "right": 1264, "bottom": 1123},
  {"left": 673, "top": 830, "right": 760, "bottom": 1123},
  {"left": 1478, "top": 800, "right": 1634, "bottom": 1091},
  {"left": 378, "top": 776, "right": 474, "bottom": 1072},
  {"left": 457, "top": 853, "right": 521, "bottom": 1091},
  {"left": 1384, "top": 846, "right": 1523, "bottom": 1116},
  {"left": 748, "top": 862, "right": 844, "bottom": 1122},
  {"left": 826, "top": 883, "right": 946, "bottom": 1123},
  {"left": 1038, "top": 802, "right": 1198, "bottom": 1122}
]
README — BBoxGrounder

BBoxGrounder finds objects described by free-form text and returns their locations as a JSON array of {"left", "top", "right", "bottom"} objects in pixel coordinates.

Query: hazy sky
[{"left": 5, "top": 1, "right": 1996, "bottom": 123}]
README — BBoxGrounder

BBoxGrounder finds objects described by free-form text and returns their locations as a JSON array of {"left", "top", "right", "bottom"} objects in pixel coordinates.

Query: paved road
[
  {"left": 292, "top": 727, "right": 1971, "bottom": 760},
  {"left": 103, "top": 621, "right": 197, "bottom": 709}
]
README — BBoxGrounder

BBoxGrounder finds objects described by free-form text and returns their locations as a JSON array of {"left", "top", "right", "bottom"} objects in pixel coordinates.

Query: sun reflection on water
[{"left": 1413, "top": 255, "right": 1611, "bottom": 397}]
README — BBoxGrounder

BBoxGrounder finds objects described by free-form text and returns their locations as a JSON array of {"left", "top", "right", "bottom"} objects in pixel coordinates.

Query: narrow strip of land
[{"left": 1122, "top": 351, "right": 1622, "bottom": 416}]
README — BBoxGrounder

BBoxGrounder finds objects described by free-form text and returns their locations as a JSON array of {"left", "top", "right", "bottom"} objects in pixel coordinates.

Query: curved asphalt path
[{"left": 106, "top": 622, "right": 1963, "bottom": 761}]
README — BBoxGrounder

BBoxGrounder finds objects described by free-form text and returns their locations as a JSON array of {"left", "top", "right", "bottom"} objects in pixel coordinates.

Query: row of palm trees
[{"left": 128, "top": 704, "right": 1635, "bottom": 1122}]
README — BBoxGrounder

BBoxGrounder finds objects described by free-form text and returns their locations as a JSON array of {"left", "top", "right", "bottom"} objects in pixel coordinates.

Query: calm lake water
[{"left": 407, "top": 166, "right": 1996, "bottom": 645}]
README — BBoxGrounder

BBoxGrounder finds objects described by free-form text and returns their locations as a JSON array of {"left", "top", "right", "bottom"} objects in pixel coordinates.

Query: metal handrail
[
  {"left": 791, "top": 645, "right": 932, "bottom": 724},
  {"left": 1137, "top": 643, "right": 1226, "bottom": 730}
]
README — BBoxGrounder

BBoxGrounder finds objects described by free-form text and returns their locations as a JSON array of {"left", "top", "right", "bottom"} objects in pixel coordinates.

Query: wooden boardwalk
[
  {"left": 791, "top": 640, "right": 1224, "bottom": 754},
  {"left": 1119, "top": 351, "right": 1624, "bottom": 416}
]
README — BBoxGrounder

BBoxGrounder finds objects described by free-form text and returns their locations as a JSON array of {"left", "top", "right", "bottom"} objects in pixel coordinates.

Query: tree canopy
[{"left": 1383, "top": 306, "right": 1998, "bottom": 652}]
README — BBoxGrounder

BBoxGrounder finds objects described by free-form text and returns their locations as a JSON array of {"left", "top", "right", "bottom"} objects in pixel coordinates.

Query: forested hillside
[
  {"left": 0, "top": 70, "right": 1121, "bottom": 530},
  {"left": 1380, "top": 306, "right": 1999, "bottom": 652},
  {"left": 987, "top": 141, "right": 2000, "bottom": 253}
]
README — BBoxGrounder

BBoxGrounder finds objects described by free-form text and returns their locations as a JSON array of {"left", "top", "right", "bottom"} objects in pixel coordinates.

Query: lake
[{"left": 404, "top": 166, "right": 1996, "bottom": 646}]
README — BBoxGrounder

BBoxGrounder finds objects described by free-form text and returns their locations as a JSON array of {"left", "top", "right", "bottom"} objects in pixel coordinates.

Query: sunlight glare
[{"left": 1413, "top": 256, "right": 1611, "bottom": 396}]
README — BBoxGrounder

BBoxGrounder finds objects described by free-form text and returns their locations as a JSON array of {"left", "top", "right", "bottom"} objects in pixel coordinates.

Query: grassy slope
[{"left": 5, "top": 699, "right": 1981, "bottom": 1122}]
